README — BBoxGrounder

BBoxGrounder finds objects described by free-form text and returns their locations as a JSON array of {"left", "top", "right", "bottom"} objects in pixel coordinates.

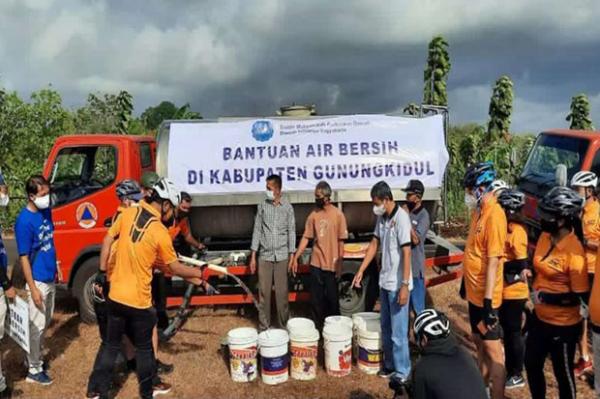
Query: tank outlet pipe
[{"left": 178, "top": 255, "right": 228, "bottom": 275}]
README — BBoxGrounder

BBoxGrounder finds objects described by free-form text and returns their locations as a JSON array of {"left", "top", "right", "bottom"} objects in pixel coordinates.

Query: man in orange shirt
[
  {"left": 87, "top": 179, "right": 208, "bottom": 399},
  {"left": 570, "top": 170, "right": 598, "bottom": 377},
  {"left": 525, "top": 186, "right": 589, "bottom": 399},
  {"left": 292, "top": 181, "right": 348, "bottom": 330},
  {"left": 497, "top": 189, "right": 529, "bottom": 390},
  {"left": 462, "top": 162, "right": 507, "bottom": 399}
]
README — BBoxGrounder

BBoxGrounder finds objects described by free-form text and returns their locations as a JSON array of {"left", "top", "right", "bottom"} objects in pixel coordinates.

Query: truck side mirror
[{"left": 555, "top": 164, "right": 567, "bottom": 187}]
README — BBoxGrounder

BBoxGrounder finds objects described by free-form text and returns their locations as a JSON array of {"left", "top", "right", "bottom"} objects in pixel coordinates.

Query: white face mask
[
  {"left": 0, "top": 193, "right": 8, "bottom": 207},
  {"left": 33, "top": 194, "right": 50, "bottom": 210},
  {"left": 265, "top": 190, "right": 275, "bottom": 201},
  {"left": 373, "top": 203, "right": 386, "bottom": 216},
  {"left": 464, "top": 193, "right": 478, "bottom": 210}
]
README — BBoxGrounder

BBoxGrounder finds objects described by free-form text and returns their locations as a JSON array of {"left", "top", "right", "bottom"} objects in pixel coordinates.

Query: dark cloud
[{"left": 2, "top": 0, "right": 600, "bottom": 133}]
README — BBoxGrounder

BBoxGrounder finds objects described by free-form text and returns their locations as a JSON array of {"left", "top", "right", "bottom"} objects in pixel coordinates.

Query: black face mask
[
  {"left": 540, "top": 219, "right": 560, "bottom": 234},
  {"left": 315, "top": 198, "right": 326, "bottom": 209},
  {"left": 161, "top": 204, "right": 175, "bottom": 227},
  {"left": 178, "top": 211, "right": 189, "bottom": 219},
  {"left": 406, "top": 201, "right": 417, "bottom": 211}
]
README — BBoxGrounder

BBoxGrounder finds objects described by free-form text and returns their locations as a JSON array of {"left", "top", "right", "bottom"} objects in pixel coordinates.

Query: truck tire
[
  {"left": 338, "top": 260, "right": 369, "bottom": 316},
  {"left": 72, "top": 257, "right": 99, "bottom": 324}
]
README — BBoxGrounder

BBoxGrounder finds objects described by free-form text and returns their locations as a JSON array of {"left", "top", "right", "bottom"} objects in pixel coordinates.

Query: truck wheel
[
  {"left": 72, "top": 258, "right": 99, "bottom": 324},
  {"left": 338, "top": 261, "right": 369, "bottom": 316}
]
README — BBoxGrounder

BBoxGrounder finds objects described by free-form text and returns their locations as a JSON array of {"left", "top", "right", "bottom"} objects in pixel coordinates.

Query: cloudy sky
[{"left": 1, "top": 0, "right": 600, "bottom": 133}]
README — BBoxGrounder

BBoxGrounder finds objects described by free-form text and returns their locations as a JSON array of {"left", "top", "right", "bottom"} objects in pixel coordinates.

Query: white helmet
[
  {"left": 490, "top": 179, "right": 509, "bottom": 194},
  {"left": 153, "top": 178, "right": 181, "bottom": 207},
  {"left": 570, "top": 171, "right": 598, "bottom": 188},
  {"left": 414, "top": 309, "right": 450, "bottom": 341}
]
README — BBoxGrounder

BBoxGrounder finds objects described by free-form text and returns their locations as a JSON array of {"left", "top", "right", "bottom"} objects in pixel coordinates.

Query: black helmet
[
  {"left": 116, "top": 179, "right": 142, "bottom": 201},
  {"left": 463, "top": 162, "right": 496, "bottom": 189},
  {"left": 414, "top": 309, "right": 450, "bottom": 341},
  {"left": 497, "top": 189, "right": 526, "bottom": 212},
  {"left": 537, "top": 186, "right": 583, "bottom": 219}
]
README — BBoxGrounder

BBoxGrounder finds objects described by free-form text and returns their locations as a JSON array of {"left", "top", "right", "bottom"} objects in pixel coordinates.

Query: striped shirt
[{"left": 251, "top": 198, "right": 296, "bottom": 262}]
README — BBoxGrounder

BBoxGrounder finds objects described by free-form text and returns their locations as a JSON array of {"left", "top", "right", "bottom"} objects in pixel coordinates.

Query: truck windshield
[{"left": 520, "top": 133, "right": 588, "bottom": 187}]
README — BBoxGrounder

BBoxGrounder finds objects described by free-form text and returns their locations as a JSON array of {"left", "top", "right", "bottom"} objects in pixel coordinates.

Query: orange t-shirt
[
  {"left": 303, "top": 205, "right": 348, "bottom": 272},
  {"left": 533, "top": 232, "right": 589, "bottom": 326},
  {"left": 590, "top": 250, "right": 600, "bottom": 326},
  {"left": 582, "top": 198, "right": 600, "bottom": 274},
  {"left": 168, "top": 217, "right": 191, "bottom": 240},
  {"left": 108, "top": 201, "right": 177, "bottom": 309},
  {"left": 502, "top": 222, "right": 529, "bottom": 300},
  {"left": 463, "top": 193, "right": 507, "bottom": 308}
]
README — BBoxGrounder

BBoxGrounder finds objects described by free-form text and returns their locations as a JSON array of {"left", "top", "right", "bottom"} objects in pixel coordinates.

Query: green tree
[
  {"left": 487, "top": 75, "right": 514, "bottom": 141},
  {"left": 403, "top": 102, "right": 420, "bottom": 116},
  {"left": 566, "top": 93, "right": 594, "bottom": 130},
  {"left": 116, "top": 90, "right": 133, "bottom": 134},
  {"left": 423, "top": 36, "right": 451, "bottom": 106},
  {"left": 141, "top": 101, "right": 201, "bottom": 131}
]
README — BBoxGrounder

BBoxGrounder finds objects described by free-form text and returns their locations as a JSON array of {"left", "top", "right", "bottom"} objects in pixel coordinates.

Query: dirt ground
[{"left": 1, "top": 279, "right": 596, "bottom": 398}]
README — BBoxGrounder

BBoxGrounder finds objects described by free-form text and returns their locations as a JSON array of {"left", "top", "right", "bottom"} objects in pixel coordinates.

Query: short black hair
[
  {"left": 371, "top": 180, "right": 393, "bottom": 201},
  {"left": 316, "top": 181, "right": 332, "bottom": 198},
  {"left": 26, "top": 175, "right": 49, "bottom": 196},
  {"left": 266, "top": 174, "right": 282, "bottom": 190},
  {"left": 180, "top": 191, "right": 192, "bottom": 203}
]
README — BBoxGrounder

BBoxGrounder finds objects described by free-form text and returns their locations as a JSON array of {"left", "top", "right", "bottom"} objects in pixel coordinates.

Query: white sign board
[
  {"left": 168, "top": 114, "right": 448, "bottom": 194},
  {"left": 6, "top": 296, "right": 29, "bottom": 353}
]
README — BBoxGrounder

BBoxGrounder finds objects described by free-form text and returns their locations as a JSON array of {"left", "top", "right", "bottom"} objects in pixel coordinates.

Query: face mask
[
  {"left": 266, "top": 190, "right": 275, "bottom": 201},
  {"left": 540, "top": 219, "right": 560, "bottom": 234},
  {"left": 464, "top": 193, "right": 477, "bottom": 210},
  {"left": 178, "top": 210, "right": 189, "bottom": 219},
  {"left": 33, "top": 194, "right": 50, "bottom": 210},
  {"left": 0, "top": 194, "right": 8, "bottom": 207},
  {"left": 373, "top": 204, "right": 386, "bottom": 216},
  {"left": 161, "top": 204, "right": 175, "bottom": 227},
  {"left": 315, "top": 197, "right": 326, "bottom": 209},
  {"left": 406, "top": 201, "right": 417, "bottom": 211}
]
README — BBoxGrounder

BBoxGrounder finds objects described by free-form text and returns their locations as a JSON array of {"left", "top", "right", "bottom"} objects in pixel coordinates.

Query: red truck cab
[
  {"left": 518, "top": 129, "right": 600, "bottom": 243},
  {"left": 43, "top": 135, "right": 156, "bottom": 322}
]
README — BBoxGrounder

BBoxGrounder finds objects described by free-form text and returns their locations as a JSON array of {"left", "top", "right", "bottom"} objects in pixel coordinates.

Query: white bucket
[
  {"left": 227, "top": 327, "right": 258, "bottom": 382},
  {"left": 288, "top": 322, "right": 319, "bottom": 381},
  {"left": 323, "top": 324, "right": 353, "bottom": 377},
  {"left": 357, "top": 321, "right": 382, "bottom": 374},
  {"left": 286, "top": 317, "right": 315, "bottom": 332},
  {"left": 258, "top": 329, "right": 290, "bottom": 385},
  {"left": 324, "top": 315, "right": 353, "bottom": 330},
  {"left": 352, "top": 312, "right": 381, "bottom": 361}
]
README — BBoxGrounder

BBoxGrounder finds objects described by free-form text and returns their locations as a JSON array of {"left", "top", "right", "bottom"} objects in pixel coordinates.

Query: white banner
[
  {"left": 168, "top": 114, "right": 448, "bottom": 194},
  {"left": 6, "top": 296, "right": 29, "bottom": 353}
]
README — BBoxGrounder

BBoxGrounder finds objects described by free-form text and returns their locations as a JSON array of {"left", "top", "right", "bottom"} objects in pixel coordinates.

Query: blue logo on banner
[{"left": 251, "top": 120, "right": 274, "bottom": 142}]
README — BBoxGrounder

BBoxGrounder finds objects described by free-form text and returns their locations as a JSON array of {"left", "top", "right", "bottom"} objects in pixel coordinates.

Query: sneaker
[
  {"left": 25, "top": 371, "right": 53, "bottom": 386},
  {"left": 153, "top": 382, "right": 172, "bottom": 397},
  {"left": 378, "top": 368, "right": 395, "bottom": 378},
  {"left": 156, "top": 359, "right": 174, "bottom": 375},
  {"left": 574, "top": 357, "right": 593, "bottom": 378},
  {"left": 85, "top": 392, "right": 100, "bottom": 399},
  {"left": 505, "top": 375, "right": 526, "bottom": 389}
]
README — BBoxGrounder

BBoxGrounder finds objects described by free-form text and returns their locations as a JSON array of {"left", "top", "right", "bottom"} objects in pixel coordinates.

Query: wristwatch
[{"left": 401, "top": 279, "right": 410, "bottom": 287}]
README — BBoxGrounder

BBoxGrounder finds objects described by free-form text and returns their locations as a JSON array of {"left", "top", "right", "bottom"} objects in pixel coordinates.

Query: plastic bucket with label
[
  {"left": 352, "top": 312, "right": 380, "bottom": 361},
  {"left": 258, "top": 329, "right": 290, "bottom": 385},
  {"left": 324, "top": 315, "right": 353, "bottom": 330},
  {"left": 288, "top": 322, "right": 319, "bottom": 381},
  {"left": 227, "top": 327, "right": 258, "bottom": 382},
  {"left": 357, "top": 320, "right": 382, "bottom": 374},
  {"left": 286, "top": 317, "right": 316, "bottom": 332},
  {"left": 323, "top": 324, "right": 352, "bottom": 377}
]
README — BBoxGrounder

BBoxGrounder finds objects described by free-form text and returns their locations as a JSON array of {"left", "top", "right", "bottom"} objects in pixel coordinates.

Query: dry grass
[{"left": 1, "top": 279, "right": 594, "bottom": 398}]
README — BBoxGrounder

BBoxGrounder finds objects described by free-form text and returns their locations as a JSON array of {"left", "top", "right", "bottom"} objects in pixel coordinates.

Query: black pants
[
  {"left": 524, "top": 314, "right": 581, "bottom": 399},
  {"left": 88, "top": 300, "right": 157, "bottom": 399},
  {"left": 499, "top": 299, "right": 526, "bottom": 378},
  {"left": 309, "top": 266, "right": 339, "bottom": 330},
  {"left": 151, "top": 272, "right": 169, "bottom": 329}
]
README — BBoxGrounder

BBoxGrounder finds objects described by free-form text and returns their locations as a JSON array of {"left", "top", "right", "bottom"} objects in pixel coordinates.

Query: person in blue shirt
[
  {"left": 0, "top": 173, "right": 16, "bottom": 398},
  {"left": 15, "top": 175, "right": 57, "bottom": 386}
]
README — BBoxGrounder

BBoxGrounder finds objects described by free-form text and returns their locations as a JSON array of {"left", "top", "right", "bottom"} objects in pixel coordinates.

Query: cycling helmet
[
  {"left": 153, "top": 178, "right": 181, "bottom": 207},
  {"left": 414, "top": 309, "right": 451, "bottom": 341},
  {"left": 497, "top": 189, "right": 526, "bottom": 212},
  {"left": 490, "top": 179, "right": 509, "bottom": 194},
  {"left": 463, "top": 162, "right": 496, "bottom": 189},
  {"left": 537, "top": 186, "right": 583, "bottom": 219},
  {"left": 570, "top": 171, "right": 598, "bottom": 188},
  {"left": 141, "top": 171, "right": 160, "bottom": 189},
  {"left": 115, "top": 179, "right": 142, "bottom": 200}
]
